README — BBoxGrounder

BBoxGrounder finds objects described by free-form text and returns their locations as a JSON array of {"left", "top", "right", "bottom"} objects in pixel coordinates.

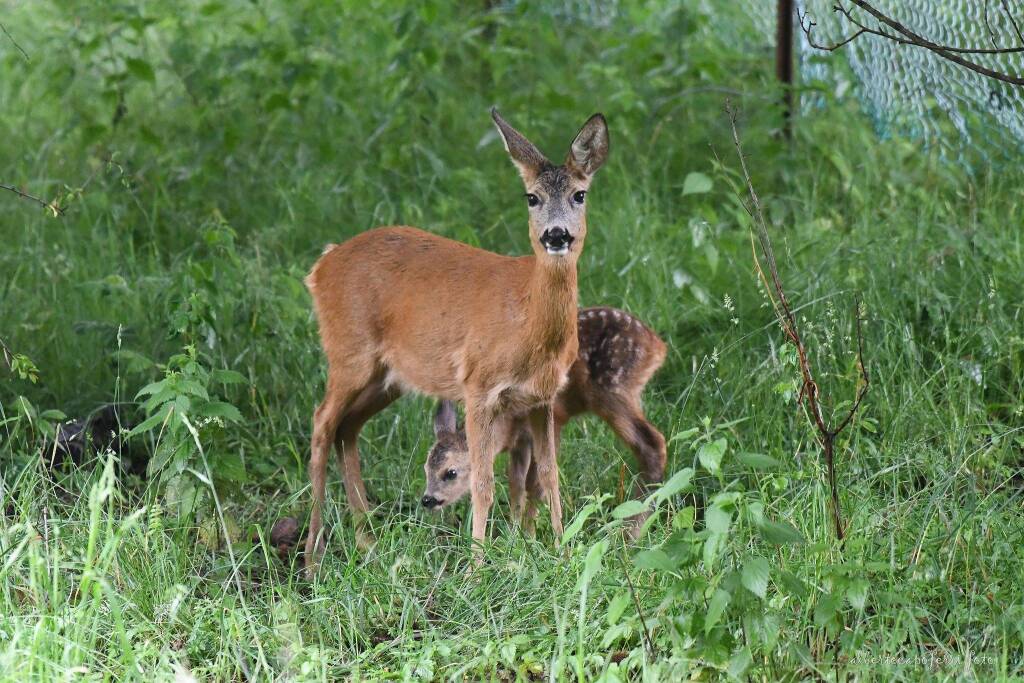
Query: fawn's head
[
  {"left": 421, "top": 400, "right": 471, "bottom": 510},
  {"left": 491, "top": 108, "right": 609, "bottom": 260}
]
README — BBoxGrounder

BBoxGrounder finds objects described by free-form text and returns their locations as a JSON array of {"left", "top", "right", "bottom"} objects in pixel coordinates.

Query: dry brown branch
[
  {"left": 0, "top": 183, "right": 64, "bottom": 215},
  {"left": 799, "top": 1, "right": 1024, "bottom": 87},
  {"left": 725, "top": 102, "right": 869, "bottom": 541}
]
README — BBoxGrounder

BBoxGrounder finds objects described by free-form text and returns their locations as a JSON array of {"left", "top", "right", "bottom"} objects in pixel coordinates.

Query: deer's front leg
[
  {"left": 528, "top": 403, "right": 563, "bottom": 542},
  {"left": 464, "top": 399, "right": 500, "bottom": 557}
]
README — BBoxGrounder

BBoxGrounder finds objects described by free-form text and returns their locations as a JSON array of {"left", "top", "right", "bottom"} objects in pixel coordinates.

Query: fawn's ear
[
  {"left": 491, "top": 108, "right": 549, "bottom": 184},
  {"left": 434, "top": 400, "right": 457, "bottom": 437},
  {"left": 566, "top": 113, "right": 609, "bottom": 177}
]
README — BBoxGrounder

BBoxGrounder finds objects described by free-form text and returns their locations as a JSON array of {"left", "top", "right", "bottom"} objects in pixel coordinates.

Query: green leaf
[
  {"left": 847, "top": 579, "right": 869, "bottom": 611},
  {"left": 727, "top": 647, "right": 752, "bottom": 679},
  {"left": 135, "top": 379, "right": 168, "bottom": 398},
  {"left": 682, "top": 172, "right": 713, "bottom": 196},
  {"left": 127, "top": 404, "right": 173, "bottom": 438},
  {"left": 736, "top": 452, "right": 781, "bottom": 469},
  {"left": 742, "top": 556, "right": 770, "bottom": 599},
  {"left": 814, "top": 592, "right": 841, "bottom": 627},
  {"left": 611, "top": 499, "right": 648, "bottom": 520},
  {"left": 562, "top": 500, "right": 600, "bottom": 545},
  {"left": 650, "top": 467, "right": 694, "bottom": 505},
  {"left": 633, "top": 549, "right": 676, "bottom": 573},
  {"left": 704, "top": 588, "right": 731, "bottom": 634},
  {"left": 126, "top": 58, "right": 156, "bottom": 83},
  {"left": 199, "top": 401, "right": 243, "bottom": 422},
  {"left": 606, "top": 592, "right": 630, "bottom": 626},
  {"left": 210, "top": 369, "right": 247, "bottom": 385},
  {"left": 667, "top": 427, "right": 699, "bottom": 444},
  {"left": 705, "top": 505, "right": 731, "bottom": 535},
  {"left": 578, "top": 540, "right": 608, "bottom": 591},
  {"left": 697, "top": 438, "right": 727, "bottom": 474},
  {"left": 704, "top": 243, "right": 719, "bottom": 275},
  {"left": 757, "top": 518, "right": 805, "bottom": 545}
]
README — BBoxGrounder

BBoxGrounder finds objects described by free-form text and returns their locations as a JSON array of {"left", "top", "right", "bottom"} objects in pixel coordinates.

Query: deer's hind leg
[
  {"left": 334, "top": 379, "right": 401, "bottom": 552},
  {"left": 596, "top": 395, "right": 667, "bottom": 539},
  {"left": 304, "top": 359, "right": 377, "bottom": 572}
]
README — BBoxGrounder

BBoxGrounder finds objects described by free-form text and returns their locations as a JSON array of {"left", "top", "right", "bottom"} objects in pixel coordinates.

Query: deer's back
[
  {"left": 306, "top": 226, "right": 540, "bottom": 398},
  {"left": 558, "top": 307, "right": 666, "bottom": 415}
]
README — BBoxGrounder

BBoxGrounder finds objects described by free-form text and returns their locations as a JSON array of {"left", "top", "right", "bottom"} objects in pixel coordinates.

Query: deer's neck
[{"left": 525, "top": 257, "right": 578, "bottom": 353}]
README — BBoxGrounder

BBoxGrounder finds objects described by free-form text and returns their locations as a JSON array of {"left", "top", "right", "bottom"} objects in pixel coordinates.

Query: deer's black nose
[
  {"left": 421, "top": 494, "right": 441, "bottom": 509},
  {"left": 540, "top": 227, "right": 573, "bottom": 254}
]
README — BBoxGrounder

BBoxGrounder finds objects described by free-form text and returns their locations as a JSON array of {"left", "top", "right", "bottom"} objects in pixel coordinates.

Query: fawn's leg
[
  {"left": 507, "top": 430, "right": 533, "bottom": 526},
  {"left": 464, "top": 398, "right": 501, "bottom": 561},
  {"left": 599, "top": 397, "right": 667, "bottom": 539},
  {"left": 528, "top": 404, "right": 563, "bottom": 542},
  {"left": 334, "top": 383, "right": 400, "bottom": 552}
]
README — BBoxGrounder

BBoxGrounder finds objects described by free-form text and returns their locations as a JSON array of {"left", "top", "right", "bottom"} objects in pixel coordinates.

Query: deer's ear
[
  {"left": 434, "top": 400, "right": 458, "bottom": 437},
  {"left": 566, "top": 113, "right": 609, "bottom": 177},
  {"left": 491, "top": 108, "right": 549, "bottom": 183}
]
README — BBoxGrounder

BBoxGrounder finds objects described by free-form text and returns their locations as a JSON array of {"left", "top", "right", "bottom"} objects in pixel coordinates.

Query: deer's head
[{"left": 491, "top": 109, "right": 609, "bottom": 261}]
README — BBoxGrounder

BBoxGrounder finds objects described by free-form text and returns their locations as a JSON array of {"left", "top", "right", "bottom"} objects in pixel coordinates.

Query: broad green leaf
[
  {"left": 682, "top": 172, "right": 713, "bottom": 196},
  {"left": 667, "top": 427, "right": 699, "bottom": 444},
  {"left": 847, "top": 579, "right": 869, "bottom": 611},
  {"left": 757, "top": 518, "right": 805, "bottom": 545},
  {"left": 200, "top": 401, "right": 243, "bottom": 422},
  {"left": 126, "top": 58, "right": 156, "bottom": 83},
  {"left": 650, "top": 467, "right": 694, "bottom": 505},
  {"left": 742, "top": 556, "right": 770, "bottom": 599},
  {"left": 705, "top": 505, "right": 731, "bottom": 535},
  {"left": 632, "top": 549, "right": 675, "bottom": 573},
  {"left": 135, "top": 379, "right": 168, "bottom": 398},
  {"left": 814, "top": 592, "right": 841, "bottom": 627},
  {"left": 697, "top": 438, "right": 727, "bottom": 474},
  {"left": 672, "top": 506, "right": 696, "bottom": 530},
  {"left": 127, "top": 404, "right": 173, "bottom": 438},
  {"left": 704, "top": 588, "right": 731, "bottom": 634},
  {"left": 210, "top": 369, "right": 247, "bottom": 385},
  {"left": 611, "top": 499, "right": 647, "bottom": 520},
  {"left": 736, "top": 452, "right": 781, "bottom": 469},
  {"left": 727, "top": 647, "right": 752, "bottom": 679}
]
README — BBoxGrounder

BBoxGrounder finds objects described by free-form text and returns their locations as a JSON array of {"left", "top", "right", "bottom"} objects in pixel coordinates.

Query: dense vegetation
[{"left": 2, "top": 1, "right": 1022, "bottom": 680}]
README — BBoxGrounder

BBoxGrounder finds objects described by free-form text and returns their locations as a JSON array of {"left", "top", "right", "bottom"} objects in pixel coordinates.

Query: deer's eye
[
  {"left": 525, "top": 194, "right": 540, "bottom": 208},
  {"left": 572, "top": 190, "right": 586, "bottom": 204},
  {"left": 443, "top": 469, "right": 458, "bottom": 481}
]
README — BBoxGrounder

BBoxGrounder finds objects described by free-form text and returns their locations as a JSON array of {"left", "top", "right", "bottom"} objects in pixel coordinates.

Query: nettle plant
[
  {"left": 573, "top": 417, "right": 834, "bottom": 678},
  {"left": 128, "top": 344, "right": 246, "bottom": 515}
]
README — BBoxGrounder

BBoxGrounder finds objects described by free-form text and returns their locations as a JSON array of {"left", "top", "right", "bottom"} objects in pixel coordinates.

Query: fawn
[
  {"left": 303, "top": 109, "right": 609, "bottom": 568},
  {"left": 422, "top": 307, "right": 667, "bottom": 537}
]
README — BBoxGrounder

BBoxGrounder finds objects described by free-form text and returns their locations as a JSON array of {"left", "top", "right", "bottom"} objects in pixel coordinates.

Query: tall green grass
[{"left": 2, "top": 1, "right": 1022, "bottom": 680}]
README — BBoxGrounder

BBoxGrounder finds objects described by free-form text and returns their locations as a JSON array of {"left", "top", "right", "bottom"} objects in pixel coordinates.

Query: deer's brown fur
[{"left": 303, "top": 110, "right": 609, "bottom": 569}]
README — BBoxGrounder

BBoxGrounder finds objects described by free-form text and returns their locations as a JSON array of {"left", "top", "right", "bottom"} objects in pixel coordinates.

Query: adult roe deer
[
  {"left": 422, "top": 307, "right": 667, "bottom": 537},
  {"left": 303, "top": 109, "right": 609, "bottom": 568}
]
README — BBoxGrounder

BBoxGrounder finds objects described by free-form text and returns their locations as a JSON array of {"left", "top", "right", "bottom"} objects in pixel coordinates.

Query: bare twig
[
  {"left": 1, "top": 22, "right": 29, "bottom": 61},
  {"left": 619, "top": 547, "right": 655, "bottom": 659},
  {"left": 1002, "top": 0, "right": 1024, "bottom": 45},
  {"left": 0, "top": 183, "right": 64, "bottom": 215},
  {"left": 800, "top": 2, "right": 1024, "bottom": 86},
  {"left": 725, "top": 102, "right": 869, "bottom": 541}
]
